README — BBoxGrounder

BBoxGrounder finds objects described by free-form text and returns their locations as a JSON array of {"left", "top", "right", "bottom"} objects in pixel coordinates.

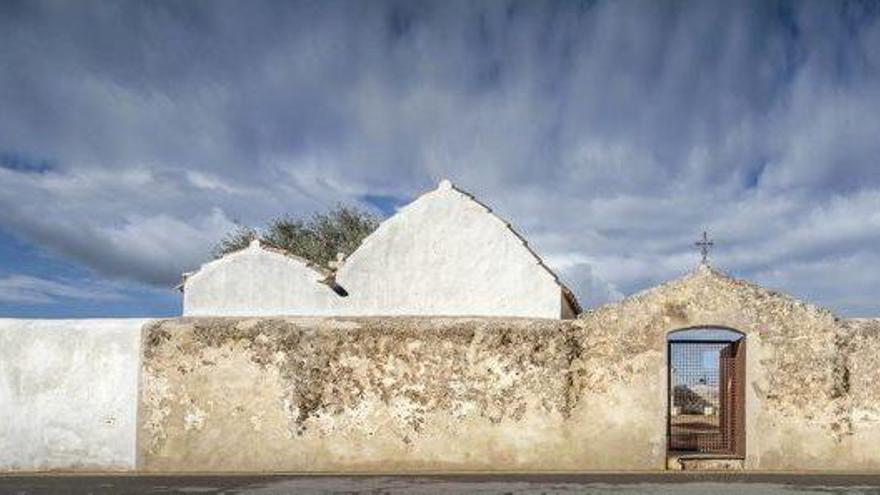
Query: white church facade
[{"left": 180, "top": 180, "right": 580, "bottom": 319}]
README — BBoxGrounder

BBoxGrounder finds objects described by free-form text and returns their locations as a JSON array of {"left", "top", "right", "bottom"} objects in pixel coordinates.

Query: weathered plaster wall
[
  {"left": 183, "top": 240, "right": 340, "bottom": 317},
  {"left": 840, "top": 318, "right": 880, "bottom": 467},
  {"left": 575, "top": 264, "right": 872, "bottom": 471},
  {"left": 3, "top": 265, "right": 872, "bottom": 473},
  {"left": 138, "top": 316, "right": 659, "bottom": 472},
  {"left": 140, "top": 267, "right": 880, "bottom": 473},
  {"left": 0, "top": 319, "right": 145, "bottom": 472}
]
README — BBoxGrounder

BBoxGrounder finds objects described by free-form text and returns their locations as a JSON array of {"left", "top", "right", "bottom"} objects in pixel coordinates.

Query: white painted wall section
[
  {"left": 0, "top": 319, "right": 145, "bottom": 472},
  {"left": 183, "top": 240, "right": 341, "bottom": 316},
  {"left": 335, "top": 180, "right": 566, "bottom": 318}
]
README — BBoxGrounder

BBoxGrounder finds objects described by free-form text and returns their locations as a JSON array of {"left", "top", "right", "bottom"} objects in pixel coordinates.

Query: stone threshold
[{"left": 667, "top": 453, "right": 745, "bottom": 471}]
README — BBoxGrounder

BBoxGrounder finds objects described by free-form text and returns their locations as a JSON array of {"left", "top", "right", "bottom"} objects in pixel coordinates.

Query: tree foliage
[
  {"left": 213, "top": 225, "right": 258, "bottom": 258},
  {"left": 213, "top": 205, "right": 380, "bottom": 269}
]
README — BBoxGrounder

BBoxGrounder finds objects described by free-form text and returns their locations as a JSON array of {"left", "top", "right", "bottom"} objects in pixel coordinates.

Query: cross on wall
[{"left": 696, "top": 231, "right": 714, "bottom": 265}]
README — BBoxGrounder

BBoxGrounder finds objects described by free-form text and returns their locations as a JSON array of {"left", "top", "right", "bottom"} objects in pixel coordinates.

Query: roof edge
[
  {"left": 445, "top": 180, "right": 582, "bottom": 315},
  {"left": 582, "top": 262, "right": 837, "bottom": 320},
  {"left": 178, "top": 238, "right": 332, "bottom": 292}
]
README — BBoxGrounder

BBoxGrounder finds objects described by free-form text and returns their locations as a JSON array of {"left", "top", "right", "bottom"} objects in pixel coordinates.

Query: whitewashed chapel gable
[
  {"left": 182, "top": 239, "right": 340, "bottom": 316},
  {"left": 181, "top": 181, "right": 580, "bottom": 318},
  {"left": 335, "top": 180, "right": 579, "bottom": 318}
]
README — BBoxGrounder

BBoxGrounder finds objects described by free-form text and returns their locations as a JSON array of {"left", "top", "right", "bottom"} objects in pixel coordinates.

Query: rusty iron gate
[{"left": 668, "top": 338, "right": 745, "bottom": 456}]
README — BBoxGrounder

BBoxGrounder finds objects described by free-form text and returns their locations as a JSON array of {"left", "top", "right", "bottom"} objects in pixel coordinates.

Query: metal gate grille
[{"left": 668, "top": 339, "right": 744, "bottom": 456}]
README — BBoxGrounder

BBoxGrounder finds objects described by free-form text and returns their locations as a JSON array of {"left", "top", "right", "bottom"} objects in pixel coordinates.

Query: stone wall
[
  {"left": 138, "top": 267, "right": 880, "bottom": 472},
  {"left": 1, "top": 267, "right": 878, "bottom": 473},
  {"left": 574, "top": 264, "right": 861, "bottom": 470},
  {"left": 0, "top": 319, "right": 145, "bottom": 472},
  {"left": 840, "top": 318, "right": 880, "bottom": 466},
  {"left": 137, "top": 316, "right": 611, "bottom": 472}
]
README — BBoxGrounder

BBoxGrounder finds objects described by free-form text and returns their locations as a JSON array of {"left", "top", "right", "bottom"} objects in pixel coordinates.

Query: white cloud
[
  {"left": 0, "top": 1, "right": 878, "bottom": 315},
  {"left": 556, "top": 262, "right": 624, "bottom": 308},
  {"left": 0, "top": 275, "right": 125, "bottom": 305}
]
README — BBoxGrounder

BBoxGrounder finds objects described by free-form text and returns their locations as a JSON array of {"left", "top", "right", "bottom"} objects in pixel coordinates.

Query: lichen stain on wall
[{"left": 139, "top": 317, "right": 617, "bottom": 471}]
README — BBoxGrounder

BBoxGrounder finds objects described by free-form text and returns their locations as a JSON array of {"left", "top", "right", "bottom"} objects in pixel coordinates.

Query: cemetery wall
[
  {"left": 138, "top": 268, "right": 880, "bottom": 472},
  {"left": 0, "top": 319, "right": 145, "bottom": 472},
  {"left": 137, "top": 316, "right": 659, "bottom": 472},
  {"left": 1, "top": 269, "right": 879, "bottom": 473},
  {"left": 577, "top": 265, "right": 877, "bottom": 471}
]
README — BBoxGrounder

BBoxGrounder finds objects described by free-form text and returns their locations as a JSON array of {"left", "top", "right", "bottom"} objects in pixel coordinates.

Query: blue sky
[{"left": 1, "top": 0, "right": 879, "bottom": 317}]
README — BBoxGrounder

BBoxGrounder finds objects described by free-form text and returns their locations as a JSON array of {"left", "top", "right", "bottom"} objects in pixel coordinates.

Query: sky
[{"left": 0, "top": 0, "right": 879, "bottom": 318}]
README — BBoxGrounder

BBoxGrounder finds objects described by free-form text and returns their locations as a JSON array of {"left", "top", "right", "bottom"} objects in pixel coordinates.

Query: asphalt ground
[{"left": 3, "top": 473, "right": 880, "bottom": 495}]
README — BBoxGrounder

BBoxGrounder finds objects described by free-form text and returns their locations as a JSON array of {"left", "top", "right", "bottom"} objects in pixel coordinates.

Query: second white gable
[
  {"left": 183, "top": 240, "right": 340, "bottom": 317},
  {"left": 334, "top": 180, "right": 566, "bottom": 318}
]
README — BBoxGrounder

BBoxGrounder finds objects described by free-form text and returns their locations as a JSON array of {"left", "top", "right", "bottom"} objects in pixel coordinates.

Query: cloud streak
[{"left": 0, "top": 275, "right": 125, "bottom": 305}]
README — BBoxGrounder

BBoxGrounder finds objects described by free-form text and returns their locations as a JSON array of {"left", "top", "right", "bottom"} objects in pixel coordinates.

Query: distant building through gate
[{"left": 668, "top": 328, "right": 745, "bottom": 459}]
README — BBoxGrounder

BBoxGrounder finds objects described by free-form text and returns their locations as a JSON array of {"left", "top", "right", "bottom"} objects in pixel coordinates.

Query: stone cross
[{"left": 695, "top": 231, "right": 714, "bottom": 265}]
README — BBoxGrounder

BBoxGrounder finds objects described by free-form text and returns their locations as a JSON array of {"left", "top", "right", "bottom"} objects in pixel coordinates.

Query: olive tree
[{"left": 213, "top": 205, "right": 380, "bottom": 269}]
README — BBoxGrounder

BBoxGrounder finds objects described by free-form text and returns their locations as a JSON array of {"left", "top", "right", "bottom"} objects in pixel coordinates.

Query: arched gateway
[{"left": 667, "top": 327, "right": 745, "bottom": 458}]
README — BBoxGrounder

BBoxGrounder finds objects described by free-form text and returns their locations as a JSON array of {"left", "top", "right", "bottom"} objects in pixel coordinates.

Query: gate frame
[{"left": 665, "top": 326, "right": 746, "bottom": 460}]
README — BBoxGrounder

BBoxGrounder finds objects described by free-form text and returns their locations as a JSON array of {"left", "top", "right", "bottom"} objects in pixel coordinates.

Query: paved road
[{"left": 3, "top": 473, "right": 880, "bottom": 494}]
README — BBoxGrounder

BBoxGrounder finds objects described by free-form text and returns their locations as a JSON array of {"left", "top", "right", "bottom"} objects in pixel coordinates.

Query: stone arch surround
[{"left": 573, "top": 263, "right": 868, "bottom": 470}]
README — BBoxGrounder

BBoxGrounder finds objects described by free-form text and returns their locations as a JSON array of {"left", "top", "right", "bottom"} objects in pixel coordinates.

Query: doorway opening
[{"left": 667, "top": 328, "right": 745, "bottom": 458}]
